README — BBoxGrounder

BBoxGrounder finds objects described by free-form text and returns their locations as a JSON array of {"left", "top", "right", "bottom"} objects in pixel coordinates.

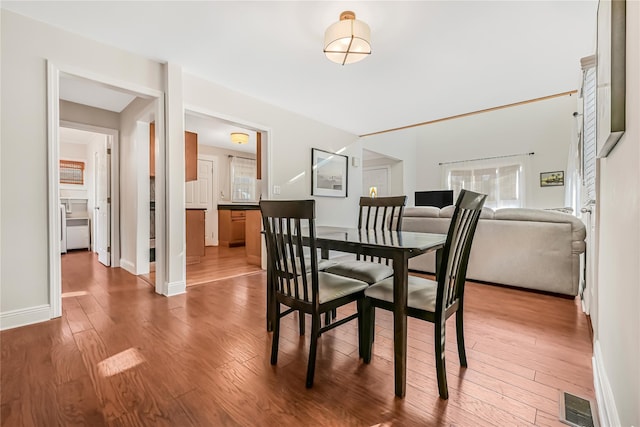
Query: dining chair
[
  {"left": 260, "top": 199, "right": 369, "bottom": 388},
  {"left": 362, "top": 189, "right": 487, "bottom": 399},
  {"left": 325, "top": 195, "right": 407, "bottom": 285}
]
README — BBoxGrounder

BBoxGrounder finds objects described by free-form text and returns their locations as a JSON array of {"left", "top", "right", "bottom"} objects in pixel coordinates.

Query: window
[
  {"left": 60, "top": 160, "right": 85, "bottom": 185},
  {"left": 230, "top": 156, "right": 257, "bottom": 202},
  {"left": 441, "top": 155, "right": 529, "bottom": 209},
  {"left": 582, "top": 61, "right": 597, "bottom": 201}
]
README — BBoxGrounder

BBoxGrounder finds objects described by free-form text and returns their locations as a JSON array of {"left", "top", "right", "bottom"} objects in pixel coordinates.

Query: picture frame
[
  {"left": 595, "top": 0, "right": 626, "bottom": 158},
  {"left": 311, "top": 148, "right": 348, "bottom": 197},
  {"left": 540, "top": 171, "right": 564, "bottom": 187}
]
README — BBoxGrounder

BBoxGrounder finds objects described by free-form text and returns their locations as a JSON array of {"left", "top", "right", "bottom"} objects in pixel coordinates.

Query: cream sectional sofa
[{"left": 401, "top": 206, "right": 587, "bottom": 296}]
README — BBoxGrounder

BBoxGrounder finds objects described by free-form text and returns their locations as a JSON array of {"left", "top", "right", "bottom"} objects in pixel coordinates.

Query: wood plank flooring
[
  {"left": 1, "top": 251, "right": 595, "bottom": 426},
  {"left": 140, "top": 245, "right": 263, "bottom": 288}
]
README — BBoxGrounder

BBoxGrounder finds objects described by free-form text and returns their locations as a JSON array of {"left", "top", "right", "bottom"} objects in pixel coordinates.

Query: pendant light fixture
[{"left": 323, "top": 11, "right": 371, "bottom": 65}]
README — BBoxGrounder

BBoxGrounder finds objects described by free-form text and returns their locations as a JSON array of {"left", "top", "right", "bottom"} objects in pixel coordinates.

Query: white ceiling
[{"left": 4, "top": 1, "right": 598, "bottom": 138}]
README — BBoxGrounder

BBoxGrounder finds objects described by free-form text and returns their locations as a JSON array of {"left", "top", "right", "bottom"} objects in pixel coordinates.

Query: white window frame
[{"left": 441, "top": 155, "right": 529, "bottom": 209}]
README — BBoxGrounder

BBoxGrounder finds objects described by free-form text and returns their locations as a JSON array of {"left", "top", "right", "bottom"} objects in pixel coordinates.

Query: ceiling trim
[{"left": 359, "top": 90, "right": 578, "bottom": 138}]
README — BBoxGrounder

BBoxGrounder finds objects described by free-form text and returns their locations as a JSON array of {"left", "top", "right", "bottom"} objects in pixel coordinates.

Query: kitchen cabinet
[
  {"left": 218, "top": 209, "right": 246, "bottom": 247},
  {"left": 149, "top": 125, "right": 198, "bottom": 182},
  {"left": 245, "top": 209, "right": 262, "bottom": 266},
  {"left": 150, "top": 123, "right": 156, "bottom": 177},
  {"left": 186, "top": 209, "right": 205, "bottom": 264},
  {"left": 185, "top": 131, "right": 198, "bottom": 182}
]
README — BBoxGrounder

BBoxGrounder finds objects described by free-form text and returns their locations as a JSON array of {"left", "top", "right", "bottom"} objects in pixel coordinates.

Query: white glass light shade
[
  {"left": 230, "top": 132, "right": 249, "bottom": 144},
  {"left": 324, "top": 11, "right": 371, "bottom": 65}
]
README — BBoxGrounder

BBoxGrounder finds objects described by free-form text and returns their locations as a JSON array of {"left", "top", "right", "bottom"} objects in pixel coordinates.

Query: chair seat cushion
[
  {"left": 365, "top": 276, "right": 438, "bottom": 312},
  {"left": 325, "top": 260, "right": 394, "bottom": 284},
  {"left": 315, "top": 272, "right": 368, "bottom": 304}
]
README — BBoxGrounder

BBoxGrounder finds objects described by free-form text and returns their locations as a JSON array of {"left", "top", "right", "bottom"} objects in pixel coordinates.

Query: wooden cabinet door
[{"left": 185, "top": 131, "right": 198, "bottom": 182}]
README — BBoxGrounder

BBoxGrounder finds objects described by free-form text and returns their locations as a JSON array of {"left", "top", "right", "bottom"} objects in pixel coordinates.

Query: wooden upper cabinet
[
  {"left": 151, "top": 125, "right": 198, "bottom": 181},
  {"left": 185, "top": 131, "right": 198, "bottom": 182},
  {"left": 150, "top": 122, "right": 156, "bottom": 177}
]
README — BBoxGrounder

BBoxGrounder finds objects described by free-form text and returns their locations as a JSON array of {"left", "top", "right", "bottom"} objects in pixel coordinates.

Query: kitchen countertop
[{"left": 218, "top": 204, "right": 260, "bottom": 210}]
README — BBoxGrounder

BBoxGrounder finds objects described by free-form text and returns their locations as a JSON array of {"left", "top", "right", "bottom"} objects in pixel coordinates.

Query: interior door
[
  {"left": 96, "top": 143, "right": 111, "bottom": 266},
  {"left": 198, "top": 159, "right": 218, "bottom": 246}
]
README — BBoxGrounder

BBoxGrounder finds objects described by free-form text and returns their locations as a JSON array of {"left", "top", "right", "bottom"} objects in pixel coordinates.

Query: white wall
[
  {"left": 183, "top": 73, "right": 362, "bottom": 227},
  {"left": 363, "top": 95, "right": 577, "bottom": 208},
  {"left": 362, "top": 128, "right": 418, "bottom": 205},
  {"left": 60, "top": 100, "right": 120, "bottom": 130},
  {"left": 593, "top": 2, "right": 640, "bottom": 426},
  {"left": 119, "top": 97, "right": 155, "bottom": 275},
  {"left": 0, "top": 10, "right": 163, "bottom": 320}
]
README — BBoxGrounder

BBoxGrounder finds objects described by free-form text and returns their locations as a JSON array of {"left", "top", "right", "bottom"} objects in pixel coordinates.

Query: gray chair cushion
[
  {"left": 365, "top": 276, "right": 438, "bottom": 312},
  {"left": 315, "top": 272, "right": 368, "bottom": 304},
  {"left": 325, "top": 260, "right": 394, "bottom": 285}
]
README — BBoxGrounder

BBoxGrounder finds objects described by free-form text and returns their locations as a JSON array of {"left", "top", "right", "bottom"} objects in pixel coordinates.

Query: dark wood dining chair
[
  {"left": 260, "top": 199, "right": 369, "bottom": 388},
  {"left": 362, "top": 189, "right": 487, "bottom": 399},
  {"left": 325, "top": 195, "right": 407, "bottom": 284}
]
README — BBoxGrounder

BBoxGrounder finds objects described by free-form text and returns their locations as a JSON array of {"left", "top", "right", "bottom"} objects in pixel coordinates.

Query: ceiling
[{"left": 4, "top": 1, "right": 598, "bottom": 139}]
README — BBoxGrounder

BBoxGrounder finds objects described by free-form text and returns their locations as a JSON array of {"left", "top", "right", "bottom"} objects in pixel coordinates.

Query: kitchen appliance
[{"left": 60, "top": 204, "right": 67, "bottom": 254}]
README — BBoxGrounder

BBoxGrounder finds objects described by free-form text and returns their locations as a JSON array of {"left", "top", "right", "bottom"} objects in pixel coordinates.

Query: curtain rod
[
  {"left": 228, "top": 154, "right": 256, "bottom": 161},
  {"left": 438, "top": 152, "right": 534, "bottom": 166}
]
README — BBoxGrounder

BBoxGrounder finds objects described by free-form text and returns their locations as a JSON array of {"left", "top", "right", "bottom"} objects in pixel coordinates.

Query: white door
[
  {"left": 198, "top": 159, "right": 218, "bottom": 246},
  {"left": 96, "top": 143, "right": 111, "bottom": 266},
  {"left": 363, "top": 167, "right": 390, "bottom": 196}
]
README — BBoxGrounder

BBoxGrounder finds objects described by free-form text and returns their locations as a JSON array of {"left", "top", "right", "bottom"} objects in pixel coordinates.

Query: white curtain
[
  {"left": 230, "top": 156, "right": 257, "bottom": 202},
  {"left": 564, "top": 112, "right": 583, "bottom": 215},
  {"left": 440, "top": 154, "right": 531, "bottom": 209}
]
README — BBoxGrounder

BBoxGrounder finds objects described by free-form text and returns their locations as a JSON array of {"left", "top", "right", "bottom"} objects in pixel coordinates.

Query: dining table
[{"left": 265, "top": 225, "right": 447, "bottom": 398}]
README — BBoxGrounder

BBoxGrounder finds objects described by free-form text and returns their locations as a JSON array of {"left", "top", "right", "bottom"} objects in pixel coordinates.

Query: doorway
[
  {"left": 47, "top": 63, "right": 165, "bottom": 317},
  {"left": 183, "top": 108, "right": 270, "bottom": 285},
  {"left": 59, "top": 123, "right": 114, "bottom": 267}
]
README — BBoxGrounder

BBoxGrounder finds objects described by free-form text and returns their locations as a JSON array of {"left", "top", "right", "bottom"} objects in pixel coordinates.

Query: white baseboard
[
  {"left": 0, "top": 304, "right": 52, "bottom": 331},
  {"left": 165, "top": 280, "right": 186, "bottom": 296},
  {"left": 593, "top": 340, "right": 621, "bottom": 427},
  {"left": 119, "top": 258, "right": 136, "bottom": 274}
]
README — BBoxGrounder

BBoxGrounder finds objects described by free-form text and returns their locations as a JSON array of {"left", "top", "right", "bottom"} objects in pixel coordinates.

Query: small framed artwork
[
  {"left": 540, "top": 171, "right": 564, "bottom": 187},
  {"left": 311, "top": 148, "right": 348, "bottom": 197}
]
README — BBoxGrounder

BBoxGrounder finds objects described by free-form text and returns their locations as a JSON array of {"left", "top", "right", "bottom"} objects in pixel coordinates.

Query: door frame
[
  {"left": 61, "top": 120, "right": 117, "bottom": 265},
  {"left": 47, "top": 61, "right": 165, "bottom": 317}
]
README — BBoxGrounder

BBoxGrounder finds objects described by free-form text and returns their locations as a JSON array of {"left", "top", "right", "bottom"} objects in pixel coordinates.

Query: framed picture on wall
[
  {"left": 540, "top": 171, "right": 565, "bottom": 187},
  {"left": 596, "top": 0, "right": 626, "bottom": 158},
  {"left": 311, "top": 148, "right": 348, "bottom": 197}
]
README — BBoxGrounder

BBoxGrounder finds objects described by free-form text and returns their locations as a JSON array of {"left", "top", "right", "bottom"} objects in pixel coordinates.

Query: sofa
[{"left": 401, "top": 206, "right": 587, "bottom": 296}]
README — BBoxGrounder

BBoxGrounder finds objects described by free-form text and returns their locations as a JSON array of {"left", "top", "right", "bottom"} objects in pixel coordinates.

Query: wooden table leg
[{"left": 392, "top": 252, "right": 409, "bottom": 398}]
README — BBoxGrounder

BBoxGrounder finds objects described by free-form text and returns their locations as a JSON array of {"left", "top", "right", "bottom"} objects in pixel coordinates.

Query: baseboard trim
[
  {"left": 0, "top": 304, "right": 51, "bottom": 331},
  {"left": 119, "top": 258, "right": 136, "bottom": 275},
  {"left": 593, "top": 340, "right": 621, "bottom": 427},
  {"left": 165, "top": 280, "right": 186, "bottom": 296}
]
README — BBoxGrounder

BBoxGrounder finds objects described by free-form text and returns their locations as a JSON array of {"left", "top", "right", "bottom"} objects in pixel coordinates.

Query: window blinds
[{"left": 582, "top": 65, "right": 597, "bottom": 201}]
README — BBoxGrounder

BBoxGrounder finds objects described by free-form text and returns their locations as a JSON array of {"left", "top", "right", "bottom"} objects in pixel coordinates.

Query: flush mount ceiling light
[
  {"left": 323, "top": 11, "right": 371, "bottom": 65},
  {"left": 230, "top": 132, "right": 249, "bottom": 144}
]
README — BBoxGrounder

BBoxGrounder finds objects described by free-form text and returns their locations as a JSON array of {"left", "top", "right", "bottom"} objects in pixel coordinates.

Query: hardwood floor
[
  {"left": 1, "top": 251, "right": 595, "bottom": 426},
  {"left": 139, "top": 245, "right": 263, "bottom": 288}
]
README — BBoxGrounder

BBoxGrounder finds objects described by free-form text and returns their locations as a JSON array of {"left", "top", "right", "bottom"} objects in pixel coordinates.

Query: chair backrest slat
[
  {"left": 357, "top": 196, "right": 407, "bottom": 263},
  {"left": 261, "top": 200, "right": 318, "bottom": 305},
  {"left": 436, "top": 190, "right": 486, "bottom": 314}
]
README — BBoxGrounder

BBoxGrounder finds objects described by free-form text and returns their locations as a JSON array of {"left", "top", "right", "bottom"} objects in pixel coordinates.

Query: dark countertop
[
  {"left": 186, "top": 207, "right": 207, "bottom": 210},
  {"left": 218, "top": 204, "right": 260, "bottom": 211}
]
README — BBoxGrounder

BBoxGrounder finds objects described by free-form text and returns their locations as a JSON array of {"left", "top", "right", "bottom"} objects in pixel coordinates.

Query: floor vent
[{"left": 559, "top": 391, "right": 598, "bottom": 427}]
